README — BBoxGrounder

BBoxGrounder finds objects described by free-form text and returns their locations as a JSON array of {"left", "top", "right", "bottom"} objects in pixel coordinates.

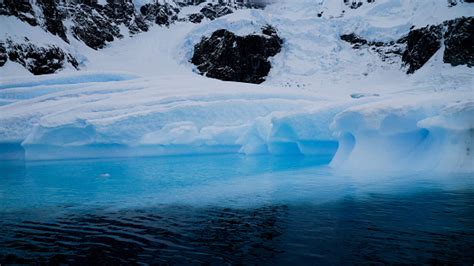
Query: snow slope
[{"left": 0, "top": 0, "right": 472, "bottom": 173}]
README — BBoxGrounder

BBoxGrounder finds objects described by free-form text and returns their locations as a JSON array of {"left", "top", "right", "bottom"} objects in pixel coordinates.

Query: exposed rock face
[
  {"left": 68, "top": 0, "right": 150, "bottom": 49},
  {"left": 191, "top": 25, "right": 283, "bottom": 84},
  {"left": 200, "top": 3, "right": 233, "bottom": 20},
  {"left": 104, "top": 0, "right": 148, "bottom": 34},
  {"left": 140, "top": 2, "right": 180, "bottom": 26},
  {"left": 448, "top": 0, "right": 474, "bottom": 6},
  {"left": 342, "top": 16, "right": 473, "bottom": 73},
  {"left": 0, "top": 42, "right": 7, "bottom": 67},
  {"left": 402, "top": 24, "right": 443, "bottom": 74},
  {"left": 443, "top": 17, "right": 474, "bottom": 67},
  {"left": 402, "top": 17, "right": 473, "bottom": 73},
  {"left": 188, "top": 13, "right": 204, "bottom": 23},
  {"left": 177, "top": 0, "right": 206, "bottom": 7},
  {"left": 240, "top": 0, "right": 271, "bottom": 9},
  {"left": 340, "top": 33, "right": 369, "bottom": 48},
  {"left": 0, "top": 0, "right": 261, "bottom": 75},
  {"left": 340, "top": 33, "right": 405, "bottom": 64},
  {"left": 0, "top": 0, "right": 37, "bottom": 26},
  {"left": 70, "top": 4, "right": 123, "bottom": 50},
  {"left": 342, "top": 0, "right": 374, "bottom": 10},
  {"left": 5, "top": 40, "right": 79, "bottom": 75},
  {"left": 1, "top": 0, "right": 148, "bottom": 50},
  {"left": 37, "top": 0, "right": 68, "bottom": 43},
  {"left": 1, "top": 0, "right": 259, "bottom": 53}
]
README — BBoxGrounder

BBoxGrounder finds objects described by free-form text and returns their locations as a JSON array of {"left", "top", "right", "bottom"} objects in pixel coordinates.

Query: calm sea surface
[{"left": 1, "top": 154, "right": 473, "bottom": 264}]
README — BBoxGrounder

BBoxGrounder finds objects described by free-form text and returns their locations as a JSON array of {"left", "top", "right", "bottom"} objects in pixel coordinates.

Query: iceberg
[
  {"left": 1, "top": 71, "right": 472, "bottom": 175},
  {"left": 0, "top": 72, "right": 334, "bottom": 160}
]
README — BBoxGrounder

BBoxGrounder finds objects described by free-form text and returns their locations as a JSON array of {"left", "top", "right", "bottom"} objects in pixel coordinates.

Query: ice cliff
[{"left": 0, "top": 70, "right": 472, "bottom": 174}]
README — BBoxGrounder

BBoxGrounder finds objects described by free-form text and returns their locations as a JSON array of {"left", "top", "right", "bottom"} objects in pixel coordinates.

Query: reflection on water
[
  {"left": 0, "top": 155, "right": 473, "bottom": 264},
  {"left": 0, "top": 205, "right": 287, "bottom": 264}
]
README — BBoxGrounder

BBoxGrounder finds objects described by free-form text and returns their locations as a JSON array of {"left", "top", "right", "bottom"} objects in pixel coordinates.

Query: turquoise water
[{"left": 1, "top": 154, "right": 473, "bottom": 264}]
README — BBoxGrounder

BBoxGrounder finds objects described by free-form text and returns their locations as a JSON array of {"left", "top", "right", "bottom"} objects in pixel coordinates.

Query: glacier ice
[
  {"left": 0, "top": 71, "right": 472, "bottom": 174},
  {"left": 330, "top": 95, "right": 474, "bottom": 173},
  {"left": 0, "top": 73, "right": 332, "bottom": 160}
]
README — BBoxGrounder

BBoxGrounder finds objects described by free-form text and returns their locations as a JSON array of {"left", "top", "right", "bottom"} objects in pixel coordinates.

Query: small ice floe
[
  {"left": 99, "top": 173, "right": 111, "bottom": 178},
  {"left": 350, "top": 93, "right": 380, "bottom": 99}
]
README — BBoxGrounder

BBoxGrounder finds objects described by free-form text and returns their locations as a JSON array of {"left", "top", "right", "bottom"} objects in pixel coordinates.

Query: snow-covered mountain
[
  {"left": 0, "top": 0, "right": 472, "bottom": 173},
  {"left": 1, "top": 0, "right": 472, "bottom": 78}
]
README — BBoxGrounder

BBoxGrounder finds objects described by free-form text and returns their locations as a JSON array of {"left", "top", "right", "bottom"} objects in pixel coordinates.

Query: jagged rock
[
  {"left": 343, "top": 17, "right": 471, "bottom": 74},
  {"left": 343, "top": 0, "right": 363, "bottom": 9},
  {"left": 342, "top": 26, "right": 443, "bottom": 74},
  {"left": 0, "top": 42, "right": 7, "bottom": 67},
  {"left": 200, "top": 4, "right": 233, "bottom": 20},
  {"left": 448, "top": 0, "right": 474, "bottom": 6},
  {"left": 70, "top": 4, "right": 122, "bottom": 50},
  {"left": 188, "top": 13, "right": 204, "bottom": 23},
  {"left": 350, "top": 2, "right": 363, "bottom": 9},
  {"left": 401, "top": 25, "right": 443, "bottom": 73},
  {"left": 342, "top": 17, "right": 472, "bottom": 73},
  {"left": 340, "top": 33, "right": 368, "bottom": 48},
  {"left": 443, "top": 16, "right": 474, "bottom": 67},
  {"left": 191, "top": 25, "right": 283, "bottom": 84},
  {"left": 340, "top": 33, "right": 405, "bottom": 64},
  {"left": 104, "top": 0, "right": 148, "bottom": 34},
  {"left": 37, "top": 0, "right": 68, "bottom": 43},
  {"left": 261, "top": 24, "right": 279, "bottom": 37},
  {"left": 104, "top": 0, "right": 134, "bottom": 24},
  {"left": 1, "top": 0, "right": 260, "bottom": 52},
  {"left": 1, "top": 0, "right": 149, "bottom": 50},
  {"left": 5, "top": 40, "right": 79, "bottom": 75},
  {"left": 177, "top": 0, "right": 206, "bottom": 7},
  {"left": 140, "top": 2, "right": 180, "bottom": 26},
  {"left": 240, "top": 0, "right": 269, "bottom": 9},
  {"left": 448, "top": 0, "right": 458, "bottom": 6},
  {"left": 0, "top": 0, "right": 37, "bottom": 26}
]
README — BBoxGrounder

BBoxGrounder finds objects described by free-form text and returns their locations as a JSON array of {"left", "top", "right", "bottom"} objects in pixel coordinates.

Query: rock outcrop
[
  {"left": 401, "top": 24, "right": 443, "bottom": 73},
  {"left": 140, "top": 2, "right": 180, "bottom": 26},
  {"left": 341, "top": 16, "right": 473, "bottom": 74},
  {"left": 188, "top": 13, "right": 205, "bottom": 23},
  {"left": 443, "top": 16, "right": 474, "bottom": 67},
  {"left": 340, "top": 33, "right": 405, "bottom": 65},
  {"left": 5, "top": 39, "right": 79, "bottom": 75},
  {"left": 70, "top": 4, "right": 123, "bottom": 50},
  {"left": 0, "top": 0, "right": 260, "bottom": 53},
  {"left": 0, "top": 42, "right": 7, "bottom": 67},
  {"left": 37, "top": 0, "right": 68, "bottom": 43},
  {"left": 104, "top": 0, "right": 148, "bottom": 34},
  {"left": 0, "top": 0, "right": 263, "bottom": 75},
  {"left": 200, "top": 3, "right": 233, "bottom": 20},
  {"left": 191, "top": 25, "right": 283, "bottom": 84},
  {"left": 0, "top": 0, "right": 37, "bottom": 26},
  {"left": 402, "top": 17, "right": 473, "bottom": 72}
]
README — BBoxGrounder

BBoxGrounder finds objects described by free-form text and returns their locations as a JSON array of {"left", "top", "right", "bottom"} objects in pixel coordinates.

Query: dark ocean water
[{"left": 0, "top": 155, "right": 473, "bottom": 264}]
